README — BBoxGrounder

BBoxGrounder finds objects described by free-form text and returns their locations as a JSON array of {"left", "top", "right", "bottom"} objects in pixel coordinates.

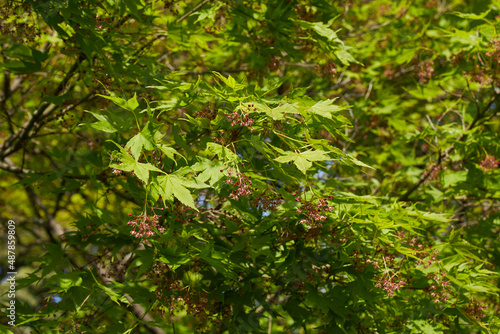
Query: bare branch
[
  {"left": 176, "top": 0, "right": 211, "bottom": 24},
  {"left": 0, "top": 54, "right": 86, "bottom": 160}
]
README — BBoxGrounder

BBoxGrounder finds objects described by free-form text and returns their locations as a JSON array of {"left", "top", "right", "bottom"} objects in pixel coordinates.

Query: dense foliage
[{"left": 1, "top": 0, "right": 499, "bottom": 333}]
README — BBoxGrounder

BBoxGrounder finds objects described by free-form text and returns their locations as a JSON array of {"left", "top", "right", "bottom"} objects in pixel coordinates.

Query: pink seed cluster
[
  {"left": 368, "top": 231, "right": 453, "bottom": 301},
  {"left": 398, "top": 232, "right": 453, "bottom": 303},
  {"left": 112, "top": 168, "right": 122, "bottom": 175},
  {"left": 417, "top": 60, "right": 434, "bottom": 83},
  {"left": 397, "top": 230, "right": 443, "bottom": 269},
  {"left": 415, "top": 248, "right": 441, "bottom": 268},
  {"left": 466, "top": 300, "right": 486, "bottom": 320},
  {"left": 469, "top": 64, "right": 493, "bottom": 85},
  {"left": 425, "top": 162, "right": 447, "bottom": 183},
  {"left": 253, "top": 191, "right": 285, "bottom": 211},
  {"left": 316, "top": 63, "right": 337, "bottom": 79},
  {"left": 226, "top": 171, "right": 252, "bottom": 200},
  {"left": 486, "top": 39, "right": 500, "bottom": 64},
  {"left": 374, "top": 273, "right": 406, "bottom": 297},
  {"left": 149, "top": 261, "right": 228, "bottom": 331},
  {"left": 151, "top": 150, "right": 164, "bottom": 169},
  {"left": 425, "top": 270, "right": 452, "bottom": 303},
  {"left": 224, "top": 104, "right": 255, "bottom": 129},
  {"left": 295, "top": 195, "right": 334, "bottom": 228},
  {"left": 194, "top": 107, "right": 218, "bottom": 120},
  {"left": 480, "top": 155, "right": 499, "bottom": 171},
  {"left": 127, "top": 213, "right": 165, "bottom": 238}
]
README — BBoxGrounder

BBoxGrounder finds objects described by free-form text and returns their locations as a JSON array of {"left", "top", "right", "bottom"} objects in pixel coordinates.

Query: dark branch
[
  {"left": 0, "top": 53, "right": 87, "bottom": 160},
  {"left": 399, "top": 92, "right": 500, "bottom": 202}
]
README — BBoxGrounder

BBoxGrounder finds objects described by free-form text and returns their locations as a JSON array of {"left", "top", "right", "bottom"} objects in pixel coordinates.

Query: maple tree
[{"left": 0, "top": 0, "right": 499, "bottom": 333}]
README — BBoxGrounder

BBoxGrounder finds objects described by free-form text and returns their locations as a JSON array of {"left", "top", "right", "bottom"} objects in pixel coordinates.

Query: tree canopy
[{"left": 0, "top": 0, "right": 499, "bottom": 333}]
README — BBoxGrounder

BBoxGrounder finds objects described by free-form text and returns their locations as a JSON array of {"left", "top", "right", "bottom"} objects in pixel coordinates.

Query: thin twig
[
  {"left": 176, "top": 0, "right": 211, "bottom": 24},
  {"left": 0, "top": 54, "right": 85, "bottom": 159},
  {"left": 399, "top": 92, "right": 500, "bottom": 202}
]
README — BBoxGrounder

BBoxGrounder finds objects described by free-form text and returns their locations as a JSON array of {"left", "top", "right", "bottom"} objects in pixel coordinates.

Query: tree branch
[
  {"left": 0, "top": 54, "right": 86, "bottom": 160},
  {"left": 398, "top": 92, "right": 500, "bottom": 202}
]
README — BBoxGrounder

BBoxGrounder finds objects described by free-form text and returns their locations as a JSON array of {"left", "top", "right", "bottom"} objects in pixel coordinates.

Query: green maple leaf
[
  {"left": 98, "top": 93, "right": 139, "bottom": 112},
  {"left": 207, "top": 142, "right": 239, "bottom": 162},
  {"left": 309, "top": 99, "right": 344, "bottom": 120},
  {"left": 86, "top": 111, "right": 117, "bottom": 133},
  {"left": 110, "top": 150, "right": 162, "bottom": 184},
  {"left": 157, "top": 174, "right": 208, "bottom": 211},
  {"left": 158, "top": 144, "right": 186, "bottom": 165},
  {"left": 275, "top": 149, "right": 330, "bottom": 174},
  {"left": 268, "top": 103, "right": 299, "bottom": 120},
  {"left": 192, "top": 158, "right": 225, "bottom": 186},
  {"left": 126, "top": 121, "right": 159, "bottom": 160}
]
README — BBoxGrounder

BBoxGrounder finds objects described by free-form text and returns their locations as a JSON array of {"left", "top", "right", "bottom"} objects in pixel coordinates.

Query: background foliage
[{"left": 1, "top": 0, "right": 499, "bottom": 333}]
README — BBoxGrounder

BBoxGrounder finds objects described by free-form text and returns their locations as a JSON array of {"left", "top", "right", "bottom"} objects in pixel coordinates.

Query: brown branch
[
  {"left": 92, "top": 243, "right": 165, "bottom": 334},
  {"left": 0, "top": 158, "right": 40, "bottom": 174},
  {"left": 20, "top": 185, "right": 162, "bottom": 333},
  {"left": 0, "top": 72, "right": 23, "bottom": 105},
  {"left": 176, "top": 0, "right": 211, "bottom": 24},
  {"left": 0, "top": 54, "right": 86, "bottom": 160},
  {"left": 178, "top": 68, "right": 249, "bottom": 76},
  {"left": 399, "top": 92, "right": 500, "bottom": 202},
  {"left": 346, "top": 20, "right": 392, "bottom": 38},
  {"left": 11, "top": 165, "right": 160, "bottom": 332},
  {"left": 1, "top": 71, "right": 14, "bottom": 133},
  {"left": 130, "top": 0, "right": 211, "bottom": 63},
  {"left": 0, "top": 155, "right": 139, "bottom": 204},
  {"left": 22, "top": 181, "right": 66, "bottom": 242}
]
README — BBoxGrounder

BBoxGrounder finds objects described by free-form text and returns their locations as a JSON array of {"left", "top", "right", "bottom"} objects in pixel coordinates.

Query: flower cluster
[
  {"left": 204, "top": 22, "right": 226, "bottom": 34},
  {"left": 268, "top": 56, "right": 282, "bottom": 71},
  {"left": 424, "top": 0, "right": 439, "bottom": 8},
  {"left": 226, "top": 171, "right": 252, "bottom": 200},
  {"left": 213, "top": 105, "right": 256, "bottom": 145},
  {"left": 225, "top": 105, "right": 255, "bottom": 129},
  {"left": 425, "top": 162, "right": 446, "bottom": 183},
  {"left": 350, "top": 245, "right": 400, "bottom": 274},
  {"left": 0, "top": 4, "right": 40, "bottom": 44},
  {"left": 127, "top": 213, "right": 165, "bottom": 239},
  {"left": 466, "top": 300, "right": 486, "bottom": 320},
  {"left": 316, "top": 63, "right": 337, "bottom": 79},
  {"left": 396, "top": 232, "right": 453, "bottom": 303},
  {"left": 164, "top": 201, "right": 196, "bottom": 226},
  {"left": 111, "top": 168, "right": 122, "bottom": 175},
  {"left": 469, "top": 64, "right": 493, "bottom": 86},
  {"left": 149, "top": 261, "right": 229, "bottom": 331},
  {"left": 295, "top": 195, "right": 334, "bottom": 228},
  {"left": 149, "top": 262, "right": 181, "bottom": 315},
  {"left": 58, "top": 318, "right": 86, "bottom": 333},
  {"left": 80, "top": 220, "right": 103, "bottom": 242},
  {"left": 479, "top": 155, "right": 499, "bottom": 171},
  {"left": 417, "top": 60, "right": 434, "bottom": 83},
  {"left": 253, "top": 191, "right": 285, "bottom": 211},
  {"left": 415, "top": 248, "right": 441, "bottom": 268},
  {"left": 368, "top": 231, "right": 453, "bottom": 301},
  {"left": 486, "top": 39, "right": 500, "bottom": 64},
  {"left": 94, "top": 14, "right": 112, "bottom": 32},
  {"left": 109, "top": 148, "right": 136, "bottom": 177},
  {"left": 151, "top": 150, "right": 163, "bottom": 169},
  {"left": 425, "top": 270, "right": 452, "bottom": 303},
  {"left": 399, "top": 231, "right": 444, "bottom": 269},
  {"left": 374, "top": 272, "right": 406, "bottom": 297},
  {"left": 194, "top": 106, "right": 218, "bottom": 120}
]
